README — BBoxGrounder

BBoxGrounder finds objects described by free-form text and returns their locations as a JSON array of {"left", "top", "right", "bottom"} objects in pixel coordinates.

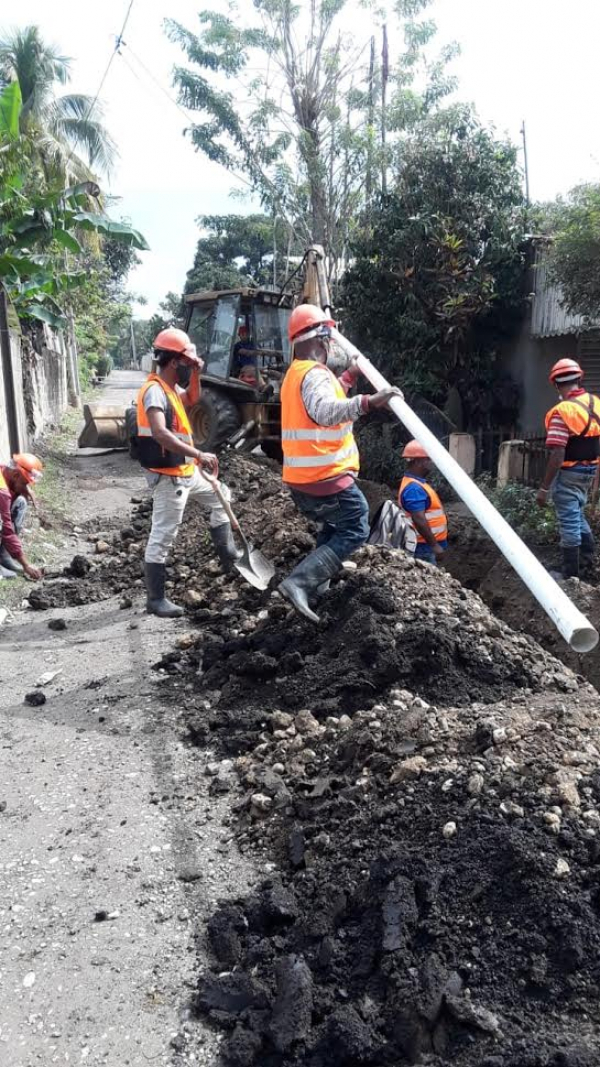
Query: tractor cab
[{"left": 184, "top": 287, "right": 293, "bottom": 455}]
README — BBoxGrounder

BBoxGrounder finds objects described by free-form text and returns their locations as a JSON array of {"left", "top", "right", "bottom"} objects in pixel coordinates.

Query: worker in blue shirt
[{"left": 398, "top": 440, "right": 448, "bottom": 564}]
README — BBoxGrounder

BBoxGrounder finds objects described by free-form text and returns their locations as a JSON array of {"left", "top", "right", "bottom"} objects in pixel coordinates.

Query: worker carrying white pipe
[
  {"left": 398, "top": 440, "right": 448, "bottom": 565},
  {"left": 136, "top": 328, "right": 241, "bottom": 618},
  {"left": 278, "top": 305, "right": 401, "bottom": 622},
  {"left": 536, "top": 357, "right": 600, "bottom": 579}
]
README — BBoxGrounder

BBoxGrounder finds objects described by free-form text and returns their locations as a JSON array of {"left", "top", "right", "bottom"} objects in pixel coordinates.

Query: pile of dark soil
[
  {"left": 444, "top": 519, "right": 600, "bottom": 692},
  {"left": 191, "top": 683, "right": 600, "bottom": 1067}
]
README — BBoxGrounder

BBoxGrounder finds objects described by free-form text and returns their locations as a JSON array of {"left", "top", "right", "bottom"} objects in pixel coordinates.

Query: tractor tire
[{"left": 189, "top": 388, "right": 242, "bottom": 453}]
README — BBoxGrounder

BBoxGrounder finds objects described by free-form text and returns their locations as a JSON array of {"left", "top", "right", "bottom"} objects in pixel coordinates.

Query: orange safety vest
[
  {"left": 280, "top": 360, "right": 360, "bottom": 485},
  {"left": 136, "top": 374, "right": 195, "bottom": 477},
  {"left": 545, "top": 392, "right": 600, "bottom": 468},
  {"left": 399, "top": 476, "right": 448, "bottom": 543}
]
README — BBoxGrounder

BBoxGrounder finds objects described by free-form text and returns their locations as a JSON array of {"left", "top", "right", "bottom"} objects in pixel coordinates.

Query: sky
[{"left": 7, "top": 0, "right": 600, "bottom": 313}]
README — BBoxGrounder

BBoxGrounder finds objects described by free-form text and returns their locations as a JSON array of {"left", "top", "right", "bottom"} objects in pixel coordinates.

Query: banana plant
[{"left": 0, "top": 81, "right": 148, "bottom": 328}]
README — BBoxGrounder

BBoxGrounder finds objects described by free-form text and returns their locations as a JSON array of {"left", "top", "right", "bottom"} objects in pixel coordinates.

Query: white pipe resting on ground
[{"left": 331, "top": 328, "right": 599, "bottom": 654}]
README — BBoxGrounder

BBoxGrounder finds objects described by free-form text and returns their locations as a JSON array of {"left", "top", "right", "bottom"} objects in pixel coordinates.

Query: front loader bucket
[{"left": 78, "top": 404, "right": 127, "bottom": 450}]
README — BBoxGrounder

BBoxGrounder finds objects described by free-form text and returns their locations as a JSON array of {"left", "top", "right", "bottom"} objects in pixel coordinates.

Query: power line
[{"left": 63, "top": 0, "right": 136, "bottom": 177}]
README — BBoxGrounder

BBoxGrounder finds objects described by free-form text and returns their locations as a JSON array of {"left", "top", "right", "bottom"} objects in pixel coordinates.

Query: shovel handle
[{"left": 198, "top": 469, "right": 240, "bottom": 531}]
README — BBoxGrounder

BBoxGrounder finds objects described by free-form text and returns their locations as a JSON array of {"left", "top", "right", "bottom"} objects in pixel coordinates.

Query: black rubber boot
[
  {"left": 145, "top": 562, "right": 184, "bottom": 618},
  {"left": 210, "top": 523, "right": 242, "bottom": 573},
  {"left": 279, "top": 545, "right": 342, "bottom": 623},
  {"left": 581, "top": 532, "right": 596, "bottom": 558},
  {"left": 562, "top": 546, "right": 580, "bottom": 579}
]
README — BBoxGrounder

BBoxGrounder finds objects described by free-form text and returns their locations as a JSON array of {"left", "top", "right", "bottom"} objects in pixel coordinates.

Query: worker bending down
[
  {"left": 537, "top": 358, "right": 600, "bottom": 579},
  {"left": 0, "top": 453, "right": 43, "bottom": 580},
  {"left": 279, "top": 305, "right": 400, "bottom": 622},
  {"left": 137, "top": 328, "right": 240, "bottom": 618},
  {"left": 398, "top": 440, "right": 448, "bottom": 564}
]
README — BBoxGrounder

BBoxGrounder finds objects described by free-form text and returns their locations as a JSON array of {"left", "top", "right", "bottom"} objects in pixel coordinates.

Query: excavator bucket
[{"left": 78, "top": 404, "right": 127, "bottom": 450}]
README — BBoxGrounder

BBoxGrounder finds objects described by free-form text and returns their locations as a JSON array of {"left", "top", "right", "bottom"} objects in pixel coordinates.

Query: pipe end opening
[{"left": 570, "top": 627, "right": 599, "bottom": 654}]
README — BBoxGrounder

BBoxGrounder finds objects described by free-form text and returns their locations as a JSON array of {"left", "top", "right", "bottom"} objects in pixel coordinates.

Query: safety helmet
[
  {"left": 288, "top": 304, "right": 336, "bottom": 343},
  {"left": 153, "top": 327, "right": 192, "bottom": 355},
  {"left": 549, "top": 358, "right": 583, "bottom": 384},
  {"left": 12, "top": 452, "right": 44, "bottom": 484},
  {"left": 402, "top": 440, "right": 429, "bottom": 460}
]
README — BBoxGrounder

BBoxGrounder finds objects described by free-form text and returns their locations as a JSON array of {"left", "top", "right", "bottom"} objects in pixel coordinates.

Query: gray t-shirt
[{"left": 143, "top": 383, "right": 168, "bottom": 413}]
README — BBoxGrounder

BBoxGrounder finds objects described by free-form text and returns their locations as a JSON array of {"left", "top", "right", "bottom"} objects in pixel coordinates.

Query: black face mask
[{"left": 176, "top": 362, "right": 192, "bottom": 388}]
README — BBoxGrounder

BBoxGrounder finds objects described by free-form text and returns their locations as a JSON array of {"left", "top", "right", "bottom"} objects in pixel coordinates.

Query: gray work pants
[{"left": 144, "top": 469, "right": 231, "bottom": 565}]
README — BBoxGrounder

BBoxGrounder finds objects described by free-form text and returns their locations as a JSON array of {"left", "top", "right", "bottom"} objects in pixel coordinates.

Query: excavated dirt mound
[
  {"left": 26, "top": 453, "right": 600, "bottom": 1063},
  {"left": 444, "top": 520, "right": 600, "bottom": 692},
  {"left": 189, "top": 683, "right": 600, "bottom": 1067}
]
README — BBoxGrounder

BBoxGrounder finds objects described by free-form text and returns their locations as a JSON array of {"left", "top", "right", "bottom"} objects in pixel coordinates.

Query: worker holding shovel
[
  {"left": 279, "top": 305, "right": 401, "bottom": 622},
  {"left": 135, "top": 328, "right": 241, "bottom": 618}
]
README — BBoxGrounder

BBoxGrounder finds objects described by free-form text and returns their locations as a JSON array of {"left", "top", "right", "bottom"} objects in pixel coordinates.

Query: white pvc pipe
[{"left": 332, "top": 328, "right": 599, "bottom": 654}]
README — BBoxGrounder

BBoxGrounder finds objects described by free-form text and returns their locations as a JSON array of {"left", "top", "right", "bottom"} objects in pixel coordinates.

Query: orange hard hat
[
  {"left": 153, "top": 327, "right": 192, "bottom": 355},
  {"left": 402, "top": 440, "right": 429, "bottom": 460},
  {"left": 549, "top": 358, "right": 583, "bottom": 384},
  {"left": 12, "top": 452, "right": 44, "bottom": 484},
  {"left": 288, "top": 304, "right": 336, "bottom": 342}
]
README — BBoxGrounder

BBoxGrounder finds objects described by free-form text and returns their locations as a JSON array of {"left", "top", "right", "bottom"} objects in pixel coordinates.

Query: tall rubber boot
[
  {"left": 562, "top": 546, "right": 580, "bottom": 579},
  {"left": 145, "top": 562, "right": 184, "bottom": 618},
  {"left": 279, "top": 545, "right": 342, "bottom": 623},
  {"left": 581, "top": 532, "right": 596, "bottom": 559},
  {"left": 210, "top": 523, "right": 242, "bottom": 574}
]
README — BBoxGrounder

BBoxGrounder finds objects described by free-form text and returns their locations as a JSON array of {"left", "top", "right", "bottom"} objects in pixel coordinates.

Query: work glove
[{"left": 368, "top": 386, "right": 404, "bottom": 410}]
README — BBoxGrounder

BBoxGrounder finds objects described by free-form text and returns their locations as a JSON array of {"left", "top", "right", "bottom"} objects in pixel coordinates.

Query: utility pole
[
  {"left": 130, "top": 317, "right": 137, "bottom": 369},
  {"left": 521, "top": 120, "right": 530, "bottom": 206},
  {"left": 381, "top": 24, "right": 389, "bottom": 195}
]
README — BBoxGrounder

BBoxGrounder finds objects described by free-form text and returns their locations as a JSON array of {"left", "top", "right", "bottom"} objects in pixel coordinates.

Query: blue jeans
[
  {"left": 552, "top": 469, "right": 595, "bottom": 548},
  {"left": 290, "top": 483, "right": 370, "bottom": 562},
  {"left": 415, "top": 540, "right": 447, "bottom": 565}
]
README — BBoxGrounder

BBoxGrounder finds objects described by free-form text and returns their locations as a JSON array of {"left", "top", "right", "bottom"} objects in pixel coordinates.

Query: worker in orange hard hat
[
  {"left": 0, "top": 452, "right": 44, "bottom": 580},
  {"left": 537, "top": 358, "right": 600, "bottom": 579},
  {"left": 135, "top": 327, "right": 241, "bottom": 618},
  {"left": 398, "top": 440, "right": 448, "bottom": 565},
  {"left": 278, "top": 303, "right": 402, "bottom": 622}
]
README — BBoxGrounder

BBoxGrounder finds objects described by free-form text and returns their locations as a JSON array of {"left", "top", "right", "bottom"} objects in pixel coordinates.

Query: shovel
[{"left": 200, "top": 472, "right": 275, "bottom": 591}]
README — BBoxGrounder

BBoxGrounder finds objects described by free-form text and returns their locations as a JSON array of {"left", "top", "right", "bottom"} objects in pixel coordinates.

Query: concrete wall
[
  {"left": 504, "top": 321, "right": 568, "bottom": 433},
  {"left": 0, "top": 321, "right": 73, "bottom": 454}
]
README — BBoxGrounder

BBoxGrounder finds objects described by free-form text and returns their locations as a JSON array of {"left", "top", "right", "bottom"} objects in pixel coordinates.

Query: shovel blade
[{"left": 234, "top": 543, "right": 276, "bottom": 591}]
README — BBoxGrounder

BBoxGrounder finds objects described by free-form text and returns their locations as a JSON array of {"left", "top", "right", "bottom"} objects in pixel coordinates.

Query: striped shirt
[
  {"left": 295, "top": 366, "right": 370, "bottom": 497},
  {"left": 546, "top": 386, "right": 587, "bottom": 448}
]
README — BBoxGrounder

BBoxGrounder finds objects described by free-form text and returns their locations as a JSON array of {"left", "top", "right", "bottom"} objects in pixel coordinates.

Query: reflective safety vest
[
  {"left": 399, "top": 476, "right": 448, "bottom": 544},
  {"left": 0, "top": 468, "right": 7, "bottom": 492},
  {"left": 545, "top": 392, "right": 600, "bottom": 468},
  {"left": 136, "top": 375, "right": 195, "bottom": 477},
  {"left": 280, "top": 359, "right": 359, "bottom": 485}
]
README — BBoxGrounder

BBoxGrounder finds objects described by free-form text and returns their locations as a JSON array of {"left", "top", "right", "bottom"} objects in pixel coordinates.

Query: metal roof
[{"left": 531, "top": 244, "right": 588, "bottom": 338}]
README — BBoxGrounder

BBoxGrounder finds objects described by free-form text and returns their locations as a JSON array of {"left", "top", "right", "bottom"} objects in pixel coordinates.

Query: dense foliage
[
  {"left": 546, "top": 184, "right": 600, "bottom": 322},
  {"left": 342, "top": 113, "right": 526, "bottom": 425}
]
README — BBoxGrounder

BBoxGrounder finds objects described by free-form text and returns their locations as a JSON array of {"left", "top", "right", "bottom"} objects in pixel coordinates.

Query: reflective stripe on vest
[
  {"left": 0, "top": 469, "right": 7, "bottom": 492},
  {"left": 280, "top": 360, "right": 359, "bottom": 485},
  {"left": 398, "top": 476, "right": 448, "bottom": 543},
  {"left": 136, "top": 375, "right": 195, "bottom": 477},
  {"left": 545, "top": 392, "right": 600, "bottom": 468}
]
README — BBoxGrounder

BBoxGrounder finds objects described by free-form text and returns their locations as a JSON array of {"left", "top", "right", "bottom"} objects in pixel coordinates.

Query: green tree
[
  {"left": 546, "top": 184, "right": 600, "bottom": 321},
  {"left": 167, "top": 1, "right": 455, "bottom": 275},
  {"left": 342, "top": 111, "right": 526, "bottom": 426},
  {"left": 0, "top": 25, "right": 116, "bottom": 179},
  {"left": 184, "top": 212, "right": 296, "bottom": 294}
]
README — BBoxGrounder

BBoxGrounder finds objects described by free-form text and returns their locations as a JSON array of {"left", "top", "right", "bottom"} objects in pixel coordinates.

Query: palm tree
[{"left": 0, "top": 25, "right": 116, "bottom": 179}]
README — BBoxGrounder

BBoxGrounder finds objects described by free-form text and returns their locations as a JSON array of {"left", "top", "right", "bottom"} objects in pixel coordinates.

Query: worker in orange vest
[
  {"left": 279, "top": 305, "right": 401, "bottom": 622},
  {"left": 398, "top": 440, "right": 448, "bottom": 564},
  {"left": 136, "top": 328, "right": 240, "bottom": 618},
  {"left": 537, "top": 358, "right": 600, "bottom": 578},
  {"left": 0, "top": 453, "right": 43, "bottom": 580}
]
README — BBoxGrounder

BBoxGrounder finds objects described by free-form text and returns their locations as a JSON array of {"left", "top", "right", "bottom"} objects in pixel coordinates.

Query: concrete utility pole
[
  {"left": 130, "top": 318, "right": 137, "bottom": 369},
  {"left": 521, "top": 120, "right": 531, "bottom": 205}
]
